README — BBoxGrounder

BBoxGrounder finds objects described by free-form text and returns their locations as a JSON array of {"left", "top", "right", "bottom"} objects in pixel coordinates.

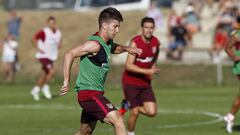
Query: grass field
[{"left": 1, "top": 82, "right": 240, "bottom": 135}]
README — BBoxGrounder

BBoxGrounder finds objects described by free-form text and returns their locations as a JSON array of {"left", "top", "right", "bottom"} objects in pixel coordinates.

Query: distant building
[
  {"left": 74, "top": 0, "right": 151, "bottom": 11},
  {"left": 4, "top": 0, "right": 75, "bottom": 10},
  {"left": 4, "top": 0, "right": 173, "bottom": 11}
]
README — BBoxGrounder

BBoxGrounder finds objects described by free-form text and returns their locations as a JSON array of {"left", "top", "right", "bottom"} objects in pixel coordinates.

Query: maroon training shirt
[{"left": 122, "top": 35, "right": 160, "bottom": 87}]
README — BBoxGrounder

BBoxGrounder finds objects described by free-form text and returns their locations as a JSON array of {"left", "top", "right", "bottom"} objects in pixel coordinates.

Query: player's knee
[
  {"left": 113, "top": 115, "right": 125, "bottom": 127},
  {"left": 109, "top": 111, "right": 124, "bottom": 124},
  {"left": 49, "top": 68, "right": 55, "bottom": 75},
  {"left": 146, "top": 109, "right": 157, "bottom": 117},
  {"left": 130, "top": 109, "right": 139, "bottom": 117}
]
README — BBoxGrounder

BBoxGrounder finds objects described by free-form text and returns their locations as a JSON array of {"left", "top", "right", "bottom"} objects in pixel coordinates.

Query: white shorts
[{"left": 2, "top": 55, "right": 16, "bottom": 63}]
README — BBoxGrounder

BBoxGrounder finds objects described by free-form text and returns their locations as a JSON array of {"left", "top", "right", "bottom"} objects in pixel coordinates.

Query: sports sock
[
  {"left": 128, "top": 131, "right": 135, "bottom": 135},
  {"left": 42, "top": 84, "right": 52, "bottom": 99},
  {"left": 119, "top": 99, "right": 130, "bottom": 115},
  {"left": 226, "top": 113, "right": 235, "bottom": 121},
  {"left": 32, "top": 86, "right": 40, "bottom": 93},
  {"left": 119, "top": 108, "right": 127, "bottom": 115},
  {"left": 42, "top": 84, "right": 49, "bottom": 90}
]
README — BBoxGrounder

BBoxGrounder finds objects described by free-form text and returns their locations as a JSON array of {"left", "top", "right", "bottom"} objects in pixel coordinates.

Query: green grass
[{"left": 1, "top": 83, "right": 240, "bottom": 135}]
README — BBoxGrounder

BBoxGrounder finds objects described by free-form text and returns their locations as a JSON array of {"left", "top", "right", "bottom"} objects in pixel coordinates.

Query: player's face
[
  {"left": 105, "top": 19, "right": 120, "bottom": 39},
  {"left": 48, "top": 20, "right": 57, "bottom": 30},
  {"left": 142, "top": 22, "right": 155, "bottom": 40}
]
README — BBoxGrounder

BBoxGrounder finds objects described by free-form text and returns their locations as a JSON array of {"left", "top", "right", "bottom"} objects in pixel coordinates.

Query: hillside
[{"left": 0, "top": 10, "right": 146, "bottom": 79}]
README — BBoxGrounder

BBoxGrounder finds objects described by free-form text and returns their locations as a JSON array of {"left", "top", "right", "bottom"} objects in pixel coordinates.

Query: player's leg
[
  {"left": 119, "top": 83, "right": 130, "bottom": 115},
  {"left": 31, "top": 59, "right": 47, "bottom": 101},
  {"left": 3, "top": 62, "right": 11, "bottom": 81},
  {"left": 121, "top": 84, "right": 141, "bottom": 135},
  {"left": 2, "top": 56, "right": 11, "bottom": 81},
  {"left": 224, "top": 76, "right": 240, "bottom": 133},
  {"left": 139, "top": 102, "right": 157, "bottom": 117},
  {"left": 40, "top": 59, "right": 54, "bottom": 99},
  {"left": 74, "top": 122, "right": 97, "bottom": 135},
  {"left": 45, "top": 67, "right": 55, "bottom": 82},
  {"left": 9, "top": 62, "right": 16, "bottom": 82},
  {"left": 126, "top": 106, "right": 140, "bottom": 135},
  {"left": 77, "top": 110, "right": 97, "bottom": 135},
  {"left": 36, "top": 71, "right": 48, "bottom": 87},
  {"left": 138, "top": 87, "right": 157, "bottom": 117},
  {"left": 79, "top": 93, "right": 127, "bottom": 135},
  {"left": 224, "top": 96, "right": 240, "bottom": 133},
  {"left": 119, "top": 84, "right": 139, "bottom": 115},
  {"left": 230, "top": 96, "right": 240, "bottom": 115},
  {"left": 41, "top": 67, "right": 54, "bottom": 99},
  {"left": 119, "top": 99, "right": 130, "bottom": 115},
  {"left": 104, "top": 110, "right": 127, "bottom": 135},
  {"left": 30, "top": 70, "right": 46, "bottom": 101}
]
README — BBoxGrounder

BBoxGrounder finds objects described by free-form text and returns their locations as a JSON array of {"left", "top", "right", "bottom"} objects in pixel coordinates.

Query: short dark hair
[
  {"left": 141, "top": 17, "right": 155, "bottom": 27},
  {"left": 98, "top": 7, "right": 123, "bottom": 28},
  {"left": 47, "top": 16, "right": 56, "bottom": 22}
]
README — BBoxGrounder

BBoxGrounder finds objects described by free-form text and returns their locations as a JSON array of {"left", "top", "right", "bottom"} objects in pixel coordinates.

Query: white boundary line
[
  {"left": 0, "top": 104, "right": 76, "bottom": 110},
  {"left": 0, "top": 104, "right": 223, "bottom": 129},
  {"left": 157, "top": 109, "right": 223, "bottom": 128}
]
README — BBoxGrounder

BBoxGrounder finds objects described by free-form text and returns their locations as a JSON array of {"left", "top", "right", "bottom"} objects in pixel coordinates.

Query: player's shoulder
[
  {"left": 151, "top": 35, "right": 159, "bottom": 41},
  {"left": 85, "top": 40, "right": 101, "bottom": 48},
  {"left": 131, "top": 35, "right": 141, "bottom": 42},
  {"left": 43, "top": 27, "right": 50, "bottom": 32},
  {"left": 151, "top": 36, "right": 160, "bottom": 46}
]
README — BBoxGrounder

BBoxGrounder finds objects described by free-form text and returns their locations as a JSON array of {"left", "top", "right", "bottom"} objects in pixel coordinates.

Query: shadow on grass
[
  {"left": 233, "top": 125, "right": 240, "bottom": 132},
  {"left": 40, "top": 94, "right": 61, "bottom": 100}
]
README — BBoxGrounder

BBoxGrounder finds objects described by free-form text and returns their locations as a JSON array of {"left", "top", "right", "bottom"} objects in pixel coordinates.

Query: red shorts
[
  {"left": 39, "top": 58, "right": 53, "bottom": 73},
  {"left": 78, "top": 93, "right": 116, "bottom": 123},
  {"left": 122, "top": 83, "right": 156, "bottom": 109}
]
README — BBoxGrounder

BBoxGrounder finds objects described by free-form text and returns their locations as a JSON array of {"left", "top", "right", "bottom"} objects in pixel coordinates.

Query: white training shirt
[
  {"left": 36, "top": 27, "right": 62, "bottom": 61},
  {"left": 2, "top": 40, "right": 18, "bottom": 57}
]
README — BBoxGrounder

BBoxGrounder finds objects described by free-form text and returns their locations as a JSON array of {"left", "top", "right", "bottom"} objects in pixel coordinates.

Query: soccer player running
[
  {"left": 119, "top": 17, "right": 160, "bottom": 135},
  {"left": 60, "top": 7, "right": 142, "bottom": 135},
  {"left": 31, "top": 16, "right": 62, "bottom": 101},
  {"left": 224, "top": 15, "right": 240, "bottom": 133}
]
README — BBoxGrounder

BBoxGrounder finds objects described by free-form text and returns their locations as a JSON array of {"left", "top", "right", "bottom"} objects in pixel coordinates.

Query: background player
[
  {"left": 224, "top": 15, "right": 240, "bottom": 133},
  {"left": 120, "top": 17, "right": 160, "bottom": 135},
  {"left": 31, "top": 16, "right": 62, "bottom": 101},
  {"left": 0, "top": 33, "right": 18, "bottom": 82}
]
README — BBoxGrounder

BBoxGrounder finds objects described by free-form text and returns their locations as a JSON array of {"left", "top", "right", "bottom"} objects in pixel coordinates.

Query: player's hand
[
  {"left": 60, "top": 82, "right": 69, "bottom": 96},
  {"left": 148, "top": 67, "right": 160, "bottom": 76},
  {"left": 128, "top": 47, "right": 142, "bottom": 55}
]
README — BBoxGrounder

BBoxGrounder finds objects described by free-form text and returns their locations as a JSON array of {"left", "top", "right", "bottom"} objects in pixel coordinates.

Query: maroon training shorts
[
  {"left": 39, "top": 58, "right": 53, "bottom": 73},
  {"left": 78, "top": 94, "right": 116, "bottom": 123},
  {"left": 123, "top": 83, "right": 156, "bottom": 109}
]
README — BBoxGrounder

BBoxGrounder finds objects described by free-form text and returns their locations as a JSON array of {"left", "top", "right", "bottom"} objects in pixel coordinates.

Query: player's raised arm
[
  {"left": 111, "top": 43, "right": 142, "bottom": 55},
  {"left": 125, "top": 41, "right": 159, "bottom": 76},
  {"left": 60, "top": 41, "right": 100, "bottom": 96}
]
